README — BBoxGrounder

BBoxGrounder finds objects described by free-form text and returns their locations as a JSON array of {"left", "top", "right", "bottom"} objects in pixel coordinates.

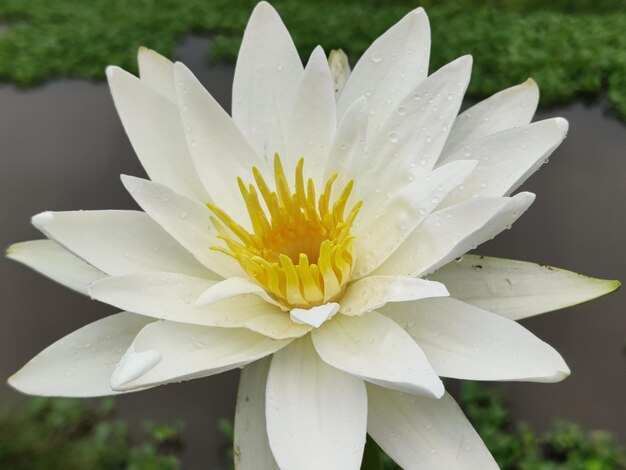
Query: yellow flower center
[{"left": 207, "top": 154, "right": 362, "bottom": 309}]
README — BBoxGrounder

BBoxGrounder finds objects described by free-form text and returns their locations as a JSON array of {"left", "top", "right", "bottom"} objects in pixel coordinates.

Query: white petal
[
  {"left": 290, "top": 303, "right": 339, "bottom": 328},
  {"left": 234, "top": 358, "right": 279, "bottom": 470},
  {"left": 430, "top": 255, "right": 621, "bottom": 320},
  {"left": 442, "top": 78, "right": 539, "bottom": 156},
  {"left": 7, "top": 240, "right": 105, "bottom": 295},
  {"left": 113, "top": 322, "right": 290, "bottom": 391},
  {"left": 374, "top": 193, "right": 535, "bottom": 277},
  {"left": 324, "top": 96, "right": 368, "bottom": 188},
  {"left": 137, "top": 47, "right": 176, "bottom": 101},
  {"left": 284, "top": 46, "right": 336, "bottom": 183},
  {"left": 339, "top": 276, "right": 448, "bottom": 316},
  {"left": 121, "top": 175, "right": 243, "bottom": 278},
  {"left": 175, "top": 62, "right": 270, "bottom": 221},
  {"left": 358, "top": 55, "right": 472, "bottom": 197},
  {"left": 367, "top": 385, "right": 498, "bottom": 470},
  {"left": 266, "top": 337, "right": 367, "bottom": 470},
  {"left": 8, "top": 312, "right": 152, "bottom": 397},
  {"left": 90, "top": 272, "right": 310, "bottom": 340},
  {"left": 106, "top": 66, "right": 206, "bottom": 201},
  {"left": 31, "top": 209, "right": 209, "bottom": 278},
  {"left": 385, "top": 297, "right": 570, "bottom": 382},
  {"left": 353, "top": 160, "right": 476, "bottom": 278},
  {"left": 440, "top": 118, "right": 568, "bottom": 206},
  {"left": 110, "top": 347, "right": 162, "bottom": 389},
  {"left": 232, "top": 2, "right": 303, "bottom": 160},
  {"left": 196, "top": 276, "right": 281, "bottom": 308},
  {"left": 337, "top": 8, "right": 430, "bottom": 130},
  {"left": 312, "top": 312, "right": 443, "bottom": 397}
]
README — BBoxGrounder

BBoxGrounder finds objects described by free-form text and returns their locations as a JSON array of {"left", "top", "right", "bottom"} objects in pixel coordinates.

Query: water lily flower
[{"left": 7, "top": 2, "right": 619, "bottom": 469}]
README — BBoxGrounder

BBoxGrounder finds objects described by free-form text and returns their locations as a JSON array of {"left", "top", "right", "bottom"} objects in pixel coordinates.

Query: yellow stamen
[{"left": 208, "top": 154, "right": 361, "bottom": 309}]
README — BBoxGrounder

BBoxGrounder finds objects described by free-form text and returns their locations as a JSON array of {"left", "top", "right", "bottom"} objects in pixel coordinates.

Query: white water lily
[{"left": 7, "top": 2, "right": 620, "bottom": 468}]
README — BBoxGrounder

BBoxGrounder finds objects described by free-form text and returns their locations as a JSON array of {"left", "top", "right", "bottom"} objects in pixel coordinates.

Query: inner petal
[{"left": 207, "top": 154, "right": 361, "bottom": 309}]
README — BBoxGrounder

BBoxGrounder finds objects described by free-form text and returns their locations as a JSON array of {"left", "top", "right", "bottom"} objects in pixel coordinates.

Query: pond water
[{"left": 1, "top": 36, "right": 624, "bottom": 467}]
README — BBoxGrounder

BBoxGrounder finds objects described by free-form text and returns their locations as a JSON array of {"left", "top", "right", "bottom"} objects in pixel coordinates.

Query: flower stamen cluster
[{"left": 207, "top": 154, "right": 362, "bottom": 309}]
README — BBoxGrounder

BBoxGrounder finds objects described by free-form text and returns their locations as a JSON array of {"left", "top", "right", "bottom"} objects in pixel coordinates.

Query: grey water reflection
[{"left": 0, "top": 36, "right": 624, "bottom": 467}]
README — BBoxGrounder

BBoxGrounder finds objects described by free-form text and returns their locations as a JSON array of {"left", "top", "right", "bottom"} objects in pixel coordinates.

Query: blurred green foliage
[
  {"left": 459, "top": 382, "right": 626, "bottom": 469},
  {"left": 0, "top": 397, "right": 183, "bottom": 469},
  {"left": 1, "top": 1, "right": 626, "bottom": 117}
]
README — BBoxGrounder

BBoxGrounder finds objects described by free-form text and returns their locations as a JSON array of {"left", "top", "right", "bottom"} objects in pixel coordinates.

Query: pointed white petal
[
  {"left": 110, "top": 347, "right": 162, "bottom": 389},
  {"left": 8, "top": 312, "right": 152, "bottom": 397},
  {"left": 339, "top": 276, "right": 448, "bottom": 316},
  {"left": 266, "top": 337, "right": 367, "bottom": 470},
  {"left": 353, "top": 160, "right": 476, "bottom": 278},
  {"left": 441, "top": 118, "right": 568, "bottom": 206},
  {"left": 374, "top": 193, "right": 535, "bottom": 277},
  {"left": 137, "top": 47, "right": 176, "bottom": 101},
  {"left": 442, "top": 78, "right": 539, "bottom": 156},
  {"left": 113, "top": 322, "right": 290, "bottom": 391},
  {"left": 324, "top": 96, "right": 368, "bottom": 188},
  {"left": 337, "top": 8, "right": 430, "bottom": 130},
  {"left": 312, "top": 312, "right": 443, "bottom": 397},
  {"left": 284, "top": 46, "right": 336, "bottom": 182},
  {"left": 232, "top": 2, "right": 304, "bottom": 160},
  {"left": 7, "top": 240, "right": 105, "bottom": 295},
  {"left": 290, "top": 303, "right": 339, "bottom": 328},
  {"left": 175, "top": 62, "right": 270, "bottom": 221},
  {"left": 31, "top": 209, "right": 209, "bottom": 278},
  {"left": 121, "top": 175, "right": 243, "bottom": 278},
  {"left": 367, "top": 385, "right": 498, "bottom": 469},
  {"left": 362, "top": 56, "right": 472, "bottom": 194},
  {"left": 106, "top": 66, "right": 206, "bottom": 201},
  {"left": 196, "top": 276, "right": 281, "bottom": 308},
  {"left": 430, "top": 255, "right": 621, "bottom": 320},
  {"left": 234, "top": 358, "right": 279, "bottom": 470},
  {"left": 385, "top": 297, "right": 570, "bottom": 382},
  {"left": 90, "top": 272, "right": 310, "bottom": 340}
]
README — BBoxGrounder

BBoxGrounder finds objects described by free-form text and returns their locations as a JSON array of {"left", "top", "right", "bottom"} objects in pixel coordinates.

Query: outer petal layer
[
  {"left": 112, "top": 322, "right": 290, "bottom": 391},
  {"left": 430, "top": 255, "right": 621, "bottom": 320},
  {"left": 312, "top": 312, "right": 444, "bottom": 397},
  {"left": 375, "top": 193, "right": 535, "bottom": 277},
  {"left": 31, "top": 210, "right": 209, "bottom": 278},
  {"left": 385, "top": 297, "right": 570, "bottom": 382},
  {"left": 234, "top": 358, "right": 279, "bottom": 470},
  {"left": 367, "top": 385, "right": 498, "bottom": 469},
  {"left": 266, "top": 337, "right": 367, "bottom": 470},
  {"left": 7, "top": 240, "right": 105, "bottom": 295},
  {"left": 9, "top": 312, "right": 152, "bottom": 397}
]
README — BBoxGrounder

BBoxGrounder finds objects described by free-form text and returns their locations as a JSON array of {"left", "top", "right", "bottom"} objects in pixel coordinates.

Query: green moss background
[{"left": 1, "top": 0, "right": 626, "bottom": 117}]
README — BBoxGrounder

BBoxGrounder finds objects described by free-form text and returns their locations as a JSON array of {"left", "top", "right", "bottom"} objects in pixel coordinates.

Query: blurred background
[{"left": 0, "top": 1, "right": 625, "bottom": 468}]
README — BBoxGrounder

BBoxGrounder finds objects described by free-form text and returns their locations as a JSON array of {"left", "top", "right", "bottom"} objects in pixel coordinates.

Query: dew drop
[
  {"left": 371, "top": 52, "right": 383, "bottom": 63},
  {"left": 388, "top": 132, "right": 400, "bottom": 144},
  {"left": 397, "top": 106, "right": 408, "bottom": 116}
]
